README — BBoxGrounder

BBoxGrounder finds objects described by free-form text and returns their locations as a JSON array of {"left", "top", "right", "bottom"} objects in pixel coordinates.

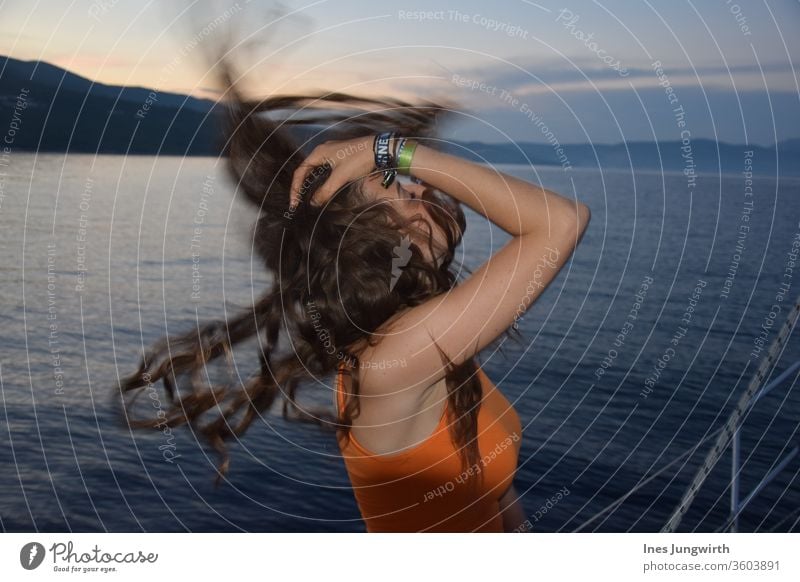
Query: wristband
[
  {"left": 393, "top": 137, "right": 406, "bottom": 162},
  {"left": 373, "top": 132, "right": 395, "bottom": 169},
  {"left": 374, "top": 132, "right": 397, "bottom": 188},
  {"left": 397, "top": 139, "right": 417, "bottom": 175}
]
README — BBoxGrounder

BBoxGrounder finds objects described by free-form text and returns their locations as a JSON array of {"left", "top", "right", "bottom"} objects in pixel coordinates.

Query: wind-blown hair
[{"left": 116, "top": 56, "right": 505, "bottom": 487}]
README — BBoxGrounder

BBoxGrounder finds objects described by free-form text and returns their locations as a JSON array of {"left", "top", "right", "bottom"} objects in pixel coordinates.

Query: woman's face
[{"left": 358, "top": 173, "right": 450, "bottom": 266}]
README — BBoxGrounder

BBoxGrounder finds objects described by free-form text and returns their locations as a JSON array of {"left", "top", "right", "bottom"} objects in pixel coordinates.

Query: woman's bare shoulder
[{"left": 351, "top": 342, "right": 433, "bottom": 396}]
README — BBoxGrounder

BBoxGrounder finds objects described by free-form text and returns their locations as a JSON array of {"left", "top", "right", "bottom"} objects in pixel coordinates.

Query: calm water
[{"left": 1, "top": 153, "right": 798, "bottom": 532}]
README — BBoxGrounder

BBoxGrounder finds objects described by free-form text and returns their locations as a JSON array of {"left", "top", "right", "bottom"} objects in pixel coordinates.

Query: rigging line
[{"left": 661, "top": 294, "right": 800, "bottom": 532}]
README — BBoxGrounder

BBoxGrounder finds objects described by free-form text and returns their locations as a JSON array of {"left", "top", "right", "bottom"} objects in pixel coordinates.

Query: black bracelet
[
  {"left": 374, "top": 132, "right": 398, "bottom": 188},
  {"left": 373, "top": 132, "right": 395, "bottom": 169}
]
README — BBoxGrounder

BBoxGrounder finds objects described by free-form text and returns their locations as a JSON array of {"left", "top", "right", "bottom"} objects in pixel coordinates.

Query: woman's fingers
[
  {"left": 289, "top": 146, "right": 331, "bottom": 209},
  {"left": 290, "top": 161, "right": 347, "bottom": 209},
  {"left": 289, "top": 164, "right": 308, "bottom": 209},
  {"left": 311, "top": 168, "right": 348, "bottom": 206},
  {"left": 290, "top": 161, "right": 320, "bottom": 209},
  {"left": 289, "top": 136, "right": 373, "bottom": 209}
]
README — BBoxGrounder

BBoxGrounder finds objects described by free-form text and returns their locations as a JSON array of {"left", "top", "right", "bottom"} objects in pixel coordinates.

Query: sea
[{"left": 0, "top": 152, "right": 798, "bottom": 532}]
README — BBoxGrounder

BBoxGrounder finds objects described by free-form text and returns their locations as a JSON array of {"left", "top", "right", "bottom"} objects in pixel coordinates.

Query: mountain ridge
[{"left": 1, "top": 55, "right": 796, "bottom": 175}]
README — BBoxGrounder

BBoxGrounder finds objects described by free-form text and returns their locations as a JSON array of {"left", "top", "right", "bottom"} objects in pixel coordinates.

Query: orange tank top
[{"left": 334, "top": 364, "right": 523, "bottom": 532}]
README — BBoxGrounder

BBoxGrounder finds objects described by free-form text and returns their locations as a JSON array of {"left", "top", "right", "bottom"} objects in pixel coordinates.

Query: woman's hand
[{"left": 289, "top": 135, "right": 377, "bottom": 210}]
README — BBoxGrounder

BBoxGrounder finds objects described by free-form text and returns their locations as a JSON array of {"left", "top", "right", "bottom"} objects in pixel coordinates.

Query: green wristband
[{"left": 397, "top": 139, "right": 417, "bottom": 175}]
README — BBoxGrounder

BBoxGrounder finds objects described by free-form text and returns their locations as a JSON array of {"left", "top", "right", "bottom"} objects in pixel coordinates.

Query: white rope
[{"left": 661, "top": 293, "right": 800, "bottom": 532}]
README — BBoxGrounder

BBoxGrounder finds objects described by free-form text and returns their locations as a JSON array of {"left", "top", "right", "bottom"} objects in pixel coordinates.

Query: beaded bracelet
[{"left": 393, "top": 137, "right": 406, "bottom": 163}]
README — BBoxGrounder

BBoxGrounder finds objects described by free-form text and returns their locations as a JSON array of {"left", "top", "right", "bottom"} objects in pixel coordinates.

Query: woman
[{"left": 118, "top": 61, "right": 591, "bottom": 533}]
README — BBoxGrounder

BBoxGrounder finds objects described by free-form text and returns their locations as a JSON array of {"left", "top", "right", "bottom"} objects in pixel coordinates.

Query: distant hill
[
  {"left": 1, "top": 55, "right": 797, "bottom": 175},
  {"left": 0, "top": 55, "right": 222, "bottom": 155}
]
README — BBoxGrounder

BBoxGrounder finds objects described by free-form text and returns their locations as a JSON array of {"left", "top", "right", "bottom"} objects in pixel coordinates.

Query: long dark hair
[{"left": 116, "top": 53, "right": 512, "bottom": 487}]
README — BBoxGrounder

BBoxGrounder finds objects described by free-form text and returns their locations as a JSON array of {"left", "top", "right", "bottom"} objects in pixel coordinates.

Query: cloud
[{"left": 432, "top": 55, "right": 798, "bottom": 97}]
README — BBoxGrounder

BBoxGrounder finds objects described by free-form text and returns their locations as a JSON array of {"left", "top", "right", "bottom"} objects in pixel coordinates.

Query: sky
[{"left": 2, "top": 0, "right": 798, "bottom": 145}]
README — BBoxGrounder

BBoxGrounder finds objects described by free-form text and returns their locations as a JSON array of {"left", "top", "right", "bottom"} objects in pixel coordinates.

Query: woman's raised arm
[{"left": 362, "top": 142, "right": 590, "bottom": 392}]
